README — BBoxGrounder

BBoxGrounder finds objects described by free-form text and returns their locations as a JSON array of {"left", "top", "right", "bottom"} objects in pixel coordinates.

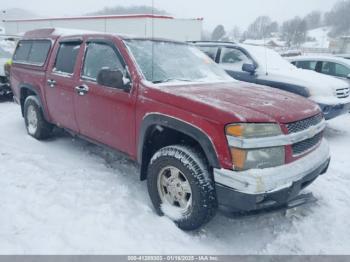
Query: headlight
[
  {"left": 226, "top": 123, "right": 285, "bottom": 171},
  {"left": 226, "top": 123, "right": 282, "bottom": 138},
  {"left": 230, "top": 147, "right": 285, "bottom": 171}
]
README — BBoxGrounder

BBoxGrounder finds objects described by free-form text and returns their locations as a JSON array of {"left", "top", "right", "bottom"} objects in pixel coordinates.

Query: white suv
[{"left": 193, "top": 41, "right": 350, "bottom": 120}]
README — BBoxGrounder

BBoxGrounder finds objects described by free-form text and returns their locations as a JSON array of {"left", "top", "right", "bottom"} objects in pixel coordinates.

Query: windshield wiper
[{"left": 152, "top": 78, "right": 193, "bottom": 84}]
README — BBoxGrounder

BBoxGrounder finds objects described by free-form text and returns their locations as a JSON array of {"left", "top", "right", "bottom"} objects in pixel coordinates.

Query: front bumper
[
  {"left": 214, "top": 140, "right": 330, "bottom": 212},
  {"left": 319, "top": 102, "right": 350, "bottom": 120}
]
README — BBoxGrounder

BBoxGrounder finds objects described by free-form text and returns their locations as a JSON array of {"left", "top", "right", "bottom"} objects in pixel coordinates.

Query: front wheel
[{"left": 147, "top": 145, "right": 217, "bottom": 231}]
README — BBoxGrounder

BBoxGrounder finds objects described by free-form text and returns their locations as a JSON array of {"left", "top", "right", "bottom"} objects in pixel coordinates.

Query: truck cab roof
[{"left": 23, "top": 28, "right": 185, "bottom": 45}]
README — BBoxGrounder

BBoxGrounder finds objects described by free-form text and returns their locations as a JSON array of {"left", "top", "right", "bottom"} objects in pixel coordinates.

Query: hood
[
  {"left": 145, "top": 81, "right": 321, "bottom": 124},
  {"left": 263, "top": 67, "right": 349, "bottom": 97}
]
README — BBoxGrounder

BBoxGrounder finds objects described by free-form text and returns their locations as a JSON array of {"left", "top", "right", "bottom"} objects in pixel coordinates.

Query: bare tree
[
  {"left": 229, "top": 26, "right": 241, "bottom": 41},
  {"left": 325, "top": 0, "right": 350, "bottom": 37},
  {"left": 281, "top": 17, "right": 308, "bottom": 47},
  {"left": 211, "top": 25, "right": 226, "bottom": 41},
  {"left": 245, "top": 16, "right": 278, "bottom": 39},
  {"left": 304, "top": 11, "right": 322, "bottom": 30}
]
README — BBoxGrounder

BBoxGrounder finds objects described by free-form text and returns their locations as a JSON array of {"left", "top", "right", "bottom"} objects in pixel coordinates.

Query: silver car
[{"left": 288, "top": 55, "right": 350, "bottom": 82}]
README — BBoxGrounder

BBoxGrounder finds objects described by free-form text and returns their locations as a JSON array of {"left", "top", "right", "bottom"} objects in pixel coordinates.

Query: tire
[
  {"left": 147, "top": 145, "right": 217, "bottom": 231},
  {"left": 23, "top": 96, "right": 53, "bottom": 140}
]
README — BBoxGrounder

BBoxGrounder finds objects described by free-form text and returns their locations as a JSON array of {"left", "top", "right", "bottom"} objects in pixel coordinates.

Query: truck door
[
  {"left": 74, "top": 40, "right": 135, "bottom": 155},
  {"left": 45, "top": 40, "right": 82, "bottom": 132}
]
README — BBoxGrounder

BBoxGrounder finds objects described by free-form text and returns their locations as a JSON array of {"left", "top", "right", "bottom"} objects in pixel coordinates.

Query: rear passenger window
[
  {"left": 28, "top": 41, "right": 51, "bottom": 65},
  {"left": 296, "top": 61, "right": 317, "bottom": 71},
  {"left": 321, "top": 62, "right": 336, "bottom": 76},
  {"left": 82, "top": 42, "right": 123, "bottom": 80},
  {"left": 54, "top": 42, "right": 81, "bottom": 75},
  {"left": 14, "top": 41, "right": 32, "bottom": 62},
  {"left": 13, "top": 40, "right": 51, "bottom": 65},
  {"left": 198, "top": 46, "right": 218, "bottom": 61}
]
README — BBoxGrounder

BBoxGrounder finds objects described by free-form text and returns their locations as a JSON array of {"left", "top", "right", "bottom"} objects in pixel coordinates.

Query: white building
[{"left": 3, "top": 14, "right": 203, "bottom": 41}]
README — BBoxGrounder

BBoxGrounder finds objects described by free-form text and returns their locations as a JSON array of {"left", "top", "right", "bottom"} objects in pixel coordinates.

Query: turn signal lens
[
  {"left": 230, "top": 146, "right": 285, "bottom": 171},
  {"left": 226, "top": 125, "right": 244, "bottom": 137},
  {"left": 226, "top": 123, "right": 282, "bottom": 138},
  {"left": 231, "top": 148, "right": 247, "bottom": 171},
  {"left": 226, "top": 123, "right": 285, "bottom": 171}
]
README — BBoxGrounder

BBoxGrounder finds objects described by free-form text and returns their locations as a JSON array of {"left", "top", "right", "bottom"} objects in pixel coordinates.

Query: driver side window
[
  {"left": 82, "top": 42, "right": 123, "bottom": 81},
  {"left": 220, "top": 47, "right": 253, "bottom": 71}
]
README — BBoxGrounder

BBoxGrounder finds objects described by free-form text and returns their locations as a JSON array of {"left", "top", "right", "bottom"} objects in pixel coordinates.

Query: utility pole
[
  {"left": 1, "top": 10, "right": 6, "bottom": 22},
  {"left": 0, "top": 10, "right": 6, "bottom": 35}
]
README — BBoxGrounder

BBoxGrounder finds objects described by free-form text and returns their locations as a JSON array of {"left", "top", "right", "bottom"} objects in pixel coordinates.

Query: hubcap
[
  {"left": 27, "top": 105, "right": 38, "bottom": 135},
  {"left": 157, "top": 166, "right": 192, "bottom": 213}
]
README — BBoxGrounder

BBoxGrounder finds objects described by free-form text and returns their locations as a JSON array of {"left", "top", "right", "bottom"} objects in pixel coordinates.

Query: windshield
[
  {"left": 124, "top": 39, "right": 232, "bottom": 84},
  {"left": 242, "top": 44, "right": 296, "bottom": 72}
]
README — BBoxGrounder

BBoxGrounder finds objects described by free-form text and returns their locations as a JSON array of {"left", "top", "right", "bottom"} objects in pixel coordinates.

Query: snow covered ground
[{"left": 0, "top": 99, "right": 349, "bottom": 255}]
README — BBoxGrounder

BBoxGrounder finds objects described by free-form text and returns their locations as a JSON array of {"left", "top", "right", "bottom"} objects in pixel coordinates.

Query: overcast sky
[{"left": 0, "top": 0, "right": 341, "bottom": 31}]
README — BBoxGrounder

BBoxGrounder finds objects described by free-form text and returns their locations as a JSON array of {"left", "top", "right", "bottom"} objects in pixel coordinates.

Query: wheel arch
[
  {"left": 138, "top": 113, "right": 220, "bottom": 181},
  {"left": 19, "top": 84, "right": 49, "bottom": 120}
]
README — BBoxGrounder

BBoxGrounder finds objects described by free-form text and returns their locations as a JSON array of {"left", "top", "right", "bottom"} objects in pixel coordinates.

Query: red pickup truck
[{"left": 10, "top": 29, "right": 330, "bottom": 230}]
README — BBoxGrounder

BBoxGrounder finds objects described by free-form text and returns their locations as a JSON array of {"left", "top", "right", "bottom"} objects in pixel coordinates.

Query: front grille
[
  {"left": 336, "top": 87, "right": 350, "bottom": 98},
  {"left": 292, "top": 132, "right": 323, "bottom": 156},
  {"left": 286, "top": 113, "right": 324, "bottom": 134}
]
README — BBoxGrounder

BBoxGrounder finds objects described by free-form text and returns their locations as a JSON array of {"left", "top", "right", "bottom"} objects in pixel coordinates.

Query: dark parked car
[
  {"left": 192, "top": 41, "right": 350, "bottom": 120},
  {"left": 10, "top": 29, "right": 330, "bottom": 230}
]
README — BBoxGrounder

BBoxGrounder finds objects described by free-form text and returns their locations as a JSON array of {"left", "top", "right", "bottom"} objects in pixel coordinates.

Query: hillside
[{"left": 302, "top": 27, "right": 332, "bottom": 49}]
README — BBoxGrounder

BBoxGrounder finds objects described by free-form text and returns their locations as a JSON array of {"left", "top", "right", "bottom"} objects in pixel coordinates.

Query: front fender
[{"left": 138, "top": 113, "right": 221, "bottom": 179}]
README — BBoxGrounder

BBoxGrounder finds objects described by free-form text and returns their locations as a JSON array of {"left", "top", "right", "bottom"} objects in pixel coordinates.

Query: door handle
[
  {"left": 75, "top": 85, "right": 89, "bottom": 96},
  {"left": 47, "top": 79, "right": 56, "bottom": 88}
]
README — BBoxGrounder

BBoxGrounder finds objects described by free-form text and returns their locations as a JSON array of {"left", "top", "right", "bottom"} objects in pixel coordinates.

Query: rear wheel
[
  {"left": 24, "top": 96, "right": 53, "bottom": 140},
  {"left": 147, "top": 145, "right": 217, "bottom": 231}
]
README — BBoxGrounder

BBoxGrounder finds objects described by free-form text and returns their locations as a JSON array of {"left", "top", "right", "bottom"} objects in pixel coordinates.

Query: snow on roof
[
  {"left": 53, "top": 28, "right": 105, "bottom": 36},
  {"left": 240, "top": 43, "right": 295, "bottom": 71},
  {"left": 22, "top": 27, "right": 131, "bottom": 39},
  {"left": 288, "top": 55, "right": 350, "bottom": 66},
  {"left": 22, "top": 28, "right": 183, "bottom": 43},
  {"left": 4, "top": 14, "right": 204, "bottom": 23},
  {"left": 5, "top": 14, "right": 173, "bottom": 23}
]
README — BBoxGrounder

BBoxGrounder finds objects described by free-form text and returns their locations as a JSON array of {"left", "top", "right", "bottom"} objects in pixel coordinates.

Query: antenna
[{"left": 263, "top": 34, "right": 268, "bottom": 76}]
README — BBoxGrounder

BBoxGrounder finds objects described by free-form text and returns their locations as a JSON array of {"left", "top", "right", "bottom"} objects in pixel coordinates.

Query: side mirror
[
  {"left": 97, "top": 68, "right": 131, "bottom": 92},
  {"left": 242, "top": 63, "right": 257, "bottom": 74}
]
